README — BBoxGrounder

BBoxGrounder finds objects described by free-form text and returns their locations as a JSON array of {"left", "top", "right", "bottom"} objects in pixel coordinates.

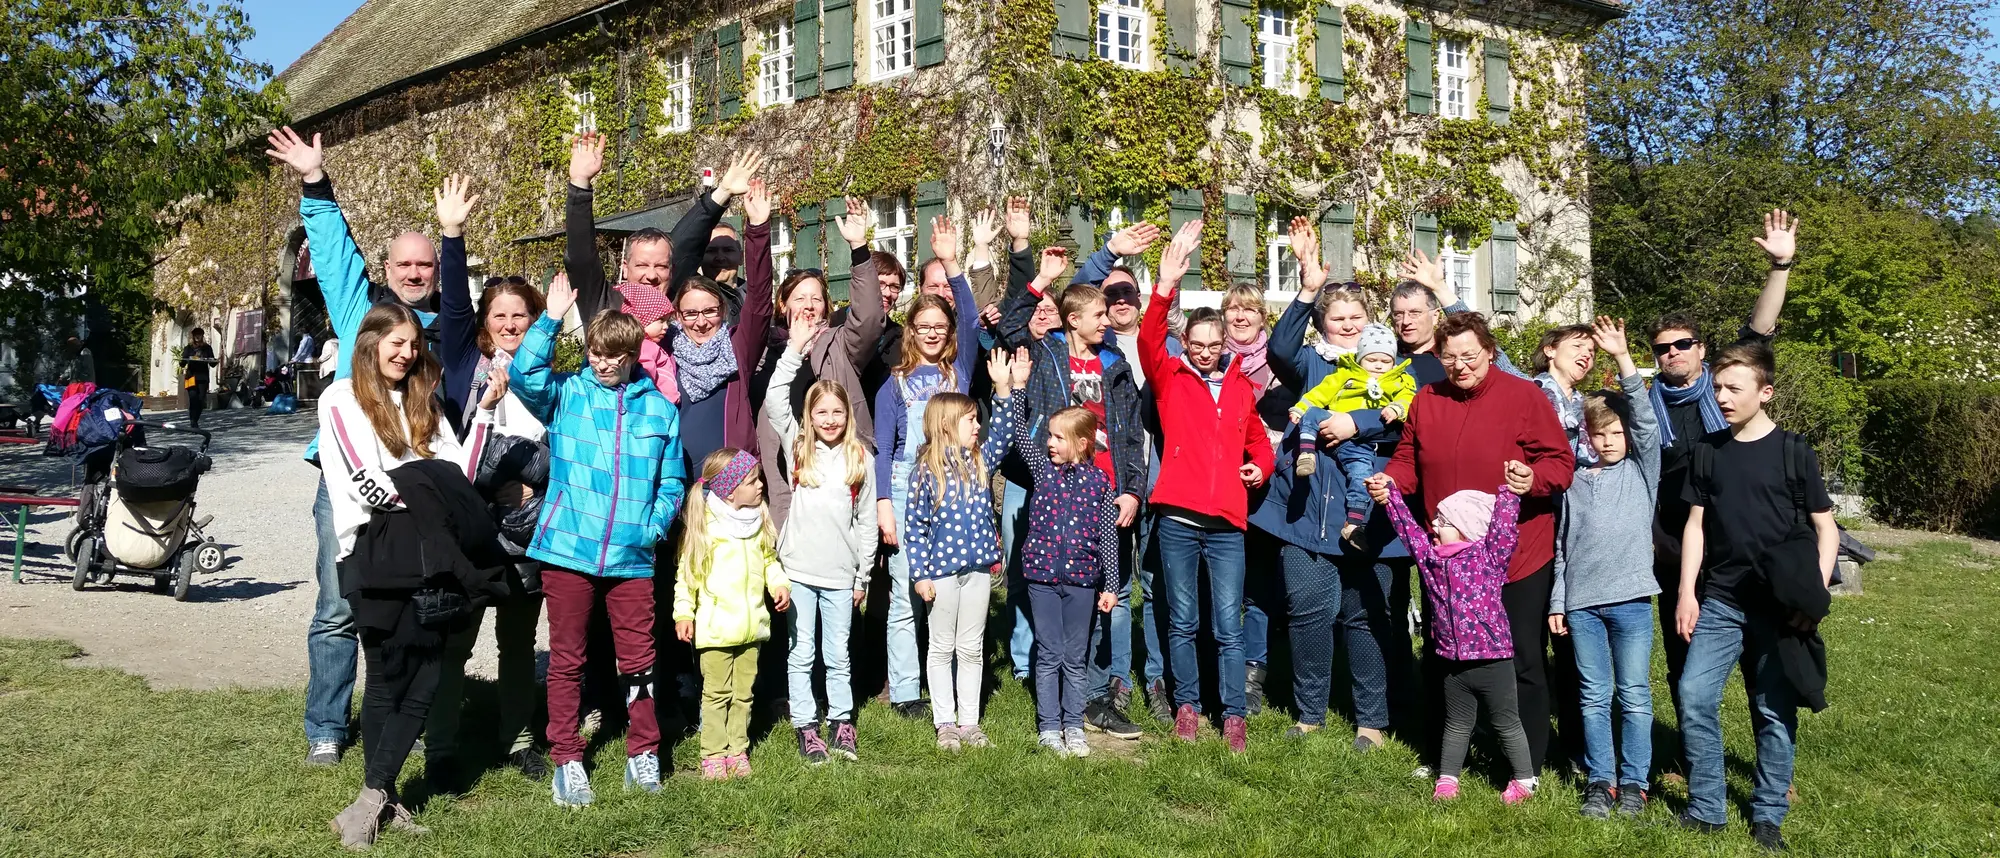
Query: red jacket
[
  {"left": 1138, "top": 290, "right": 1275, "bottom": 528},
  {"left": 1383, "top": 367, "right": 1573, "bottom": 582}
]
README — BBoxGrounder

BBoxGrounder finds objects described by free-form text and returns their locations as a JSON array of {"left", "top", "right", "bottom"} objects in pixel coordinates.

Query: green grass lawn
[{"left": 3, "top": 533, "right": 1998, "bottom": 857}]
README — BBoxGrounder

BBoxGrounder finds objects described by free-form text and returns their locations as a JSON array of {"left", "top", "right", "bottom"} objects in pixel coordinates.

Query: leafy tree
[{"left": 0, "top": 0, "right": 283, "bottom": 388}]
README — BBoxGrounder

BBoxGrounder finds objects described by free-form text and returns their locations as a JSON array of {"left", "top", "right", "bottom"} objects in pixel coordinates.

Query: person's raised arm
[
  {"left": 1483, "top": 482, "right": 1523, "bottom": 562},
  {"left": 1005, "top": 351, "right": 1048, "bottom": 485},
  {"left": 507, "top": 274, "right": 575, "bottom": 425},
  {"left": 933, "top": 216, "right": 982, "bottom": 384},
  {"left": 1746, "top": 208, "right": 1798, "bottom": 337},
  {"left": 1380, "top": 481, "right": 1436, "bottom": 568},
  {"left": 732, "top": 177, "right": 776, "bottom": 370},
  {"left": 968, "top": 208, "right": 1004, "bottom": 310},
  {"left": 1267, "top": 217, "right": 1321, "bottom": 386},
  {"left": 996, "top": 197, "right": 1040, "bottom": 348},
  {"left": 1398, "top": 247, "right": 1464, "bottom": 316},
  {"left": 1142, "top": 221, "right": 1198, "bottom": 384},
  {"left": 563, "top": 132, "right": 614, "bottom": 322},
  {"left": 670, "top": 146, "right": 767, "bottom": 292},
  {"left": 1072, "top": 221, "right": 1160, "bottom": 287},
  {"left": 434, "top": 174, "right": 483, "bottom": 416},
  {"left": 267, "top": 127, "right": 370, "bottom": 350},
  {"left": 830, "top": 197, "right": 883, "bottom": 366},
  {"left": 764, "top": 330, "right": 808, "bottom": 441}
]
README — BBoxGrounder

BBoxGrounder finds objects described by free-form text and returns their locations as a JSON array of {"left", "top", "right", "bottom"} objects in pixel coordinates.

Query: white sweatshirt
[
  {"left": 318, "top": 378, "right": 491, "bottom": 560},
  {"left": 765, "top": 349, "right": 879, "bottom": 591}
]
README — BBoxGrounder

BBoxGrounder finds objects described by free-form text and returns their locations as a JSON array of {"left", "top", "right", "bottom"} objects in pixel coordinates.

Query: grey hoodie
[
  {"left": 766, "top": 349, "right": 880, "bottom": 591},
  {"left": 1551, "top": 372, "right": 1663, "bottom": 615}
]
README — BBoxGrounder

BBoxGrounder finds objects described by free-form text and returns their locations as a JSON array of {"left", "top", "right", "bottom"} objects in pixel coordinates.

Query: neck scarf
[
  {"left": 1535, "top": 372, "right": 1596, "bottom": 466},
  {"left": 705, "top": 492, "right": 765, "bottom": 540},
  {"left": 1226, "top": 329, "right": 1269, "bottom": 386},
  {"left": 1650, "top": 363, "right": 1727, "bottom": 447},
  {"left": 673, "top": 324, "right": 737, "bottom": 402},
  {"left": 1311, "top": 339, "right": 1355, "bottom": 364}
]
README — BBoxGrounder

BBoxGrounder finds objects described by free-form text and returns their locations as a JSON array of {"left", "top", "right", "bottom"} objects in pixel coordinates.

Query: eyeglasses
[
  {"left": 913, "top": 324, "right": 950, "bottom": 336},
  {"left": 1185, "top": 340, "right": 1225, "bottom": 354},
  {"left": 1438, "top": 352, "right": 1487, "bottom": 367},
  {"left": 679, "top": 307, "right": 722, "bottom": 322},
  {"left": 1390, "top": 309, "right": 1434, "bottom": 321},
  {"left": 1651, "top": 337, "right": 1699, "bottom": 357}
]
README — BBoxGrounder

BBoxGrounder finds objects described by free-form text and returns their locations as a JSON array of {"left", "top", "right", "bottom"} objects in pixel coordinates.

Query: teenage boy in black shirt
[{"left": 1674, "top": 341, "right": 1837, "bottom": 852}]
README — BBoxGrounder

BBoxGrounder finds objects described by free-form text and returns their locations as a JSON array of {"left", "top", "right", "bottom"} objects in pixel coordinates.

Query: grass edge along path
[{"left": 1, "top": 534, "right": 1997, "bottom": 857}]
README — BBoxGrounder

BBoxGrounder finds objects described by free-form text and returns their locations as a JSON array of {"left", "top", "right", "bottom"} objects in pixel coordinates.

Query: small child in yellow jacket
[
  {"left": 1290, "top": 323, "right": 1417, "bottom": 550},
  {"left": 674, "top": 448, "right": 790, "bottom": 780}
]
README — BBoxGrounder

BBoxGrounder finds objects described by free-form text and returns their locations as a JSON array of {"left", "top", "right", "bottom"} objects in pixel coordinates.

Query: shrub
[
  {"left": 1769, "top": 341, "right": 1867, "bottom": 491},
  {"left": 553, "top": 333, "right": 583, "bottom": 374},
  {"left": 1861, "top": 381, "right": 2000, "bottom": 536}
]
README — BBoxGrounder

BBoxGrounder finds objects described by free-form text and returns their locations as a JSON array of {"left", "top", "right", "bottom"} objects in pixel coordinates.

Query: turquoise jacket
[{"left": 510, "top": 314, "right": 688, "bottom": 577}]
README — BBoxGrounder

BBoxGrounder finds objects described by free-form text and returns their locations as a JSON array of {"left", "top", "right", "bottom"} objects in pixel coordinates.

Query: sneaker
[
  {"left": 1502, "top": 779, "right": 1535, "bottom": 805},
  {"left": 797, "top": 726, "right": 831, "bottom": 765},
  {"left": 1145, "top": 680, "right": 1173, "bottom": 723},
  {"left": 959, "top": 725, "right": 991, "bottom": 749},
  {"left": 306, "top": 740, "right": 342, "bottom": 766},
  {"left": 1616, "top": 786, "right": 1647, "bottom": 817},
  {"left": 624, "top": 751, "right": 662, "bottom": 792},
  {"left": 509, "top": 747, "right": 550, "bottom": 781},
  {"left": 551, "top": 760, "right": 595, "bottom": 807},
  {"left": 699, "top": 757, "right": 728, "bottom": 781},
  {"left": 1223, "top": 715, "right": 1248, "bottom": 753},
  {"left": 1244, "top": 664, "right": 1268, "bottom": 716},
  {"left": 1751, "top": 821, "right": 1787, "bottom": 852},
  {"left": 1063, "top": 727, "right": 1090, "bottom": 758},
  {"left": 937, "top": 724, "right": 963, "bottom": 752},
  {"left": 1580, "top": 781, "right": 1615, "bottom": 819},
  {"left": 1083, "top": 697, "right": 1143, "bottom": 740},
  {"left": 1285, "top": 723, "right": 1320, "bottom": 740},
  {"left": 1432, "top": 776, "right": 1460, "bottom": 801},
  {"left": 891, "top": 699, "right": 929, "bottom": 720},
  {"left": 1173, "top": 704, "right": 1200, "bottom": 742},
  {"left": 830, "top": 721, "right": 860, "bottom": 761},
  {"left": 726, "top": 754, "right": 752, "bottom": 778},
  {"left": 1109, "top": 676, "right": 1133, "bottom": 714},
  {"left": 1669, "top": 813, "right": 1725, "bottom": 835},
  {"left": 1038, "top": 729, "right": 1068, "bottom": 757}
]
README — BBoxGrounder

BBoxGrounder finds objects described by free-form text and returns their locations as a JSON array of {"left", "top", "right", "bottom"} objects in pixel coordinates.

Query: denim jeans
[
  {"left": 1157, "top": 516, "right": 1248, "bottom": 717},
  {"left": 304, "top": 476, "right": 358, "bottom": 745},
  {"left": 1002, "top": 479, "right": 1035, "bottom": 679},
  {"left": 1136, "top": 513, "right": 1168, "bottom": 689},
  {"left": 788, "top": 582, "right": 857, "bottom": 727},
  {"left": 884, "top": 462, "right": 921, "bottom": 704},
  {"left": 1088, "top": 523, "right": 1143, "bottom": 699},
  {"left": 1568, "top": 597, "right": 1655, "bottom": 789},
  {"left": 1027, "top": 581, "right": 1096, "bottom": 731},
  {"left": 1680, "top": 597, "right": 1798, "bottom": 826}
]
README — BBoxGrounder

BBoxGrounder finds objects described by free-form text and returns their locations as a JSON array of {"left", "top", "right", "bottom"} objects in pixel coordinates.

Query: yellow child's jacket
[
  {"left": 1293, "top": 355, "right": 1419, "bottom": 417},
  {"left": 671, "top": 514, "right": 789, "bottom": 650}
]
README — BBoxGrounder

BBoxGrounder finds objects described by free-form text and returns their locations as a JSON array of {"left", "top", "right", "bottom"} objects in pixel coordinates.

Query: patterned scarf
[
  {"left": 1227, "top": 329, "right": 1270, "bottom": 391},
  {"left": 463, "top": 349, "right": 512, "bottom": 427},
  {"left": 673, "top": 324, "right": 737, "bottom": 402},
  {"left": 1535, "top": 372, "right": 1596, "bottom": 466},
  {"left": 1650, "top": 363, "right": 1728, "bottom": 447}
]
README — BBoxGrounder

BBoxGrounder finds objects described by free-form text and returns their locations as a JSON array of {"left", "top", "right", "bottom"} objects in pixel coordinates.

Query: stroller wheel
[
  {"left": 71, "top": 537, "right": 96, "bottom": 591},
  {"left": 152, "top": 574, "right": 173, "bottom": 594},
  {"left": 64, "top": 528, "right": 86, "bottom": 562},
  {"left": 194, "top": 543, "right": 225, "bottom": 574},
  {"left": 173, "top": 552, "right": 195, "bottom": 602}
]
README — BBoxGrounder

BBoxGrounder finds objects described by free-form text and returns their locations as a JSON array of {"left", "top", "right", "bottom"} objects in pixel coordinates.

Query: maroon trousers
[{"left": 543, "top": 567, "right": 659, "bottom": 764}]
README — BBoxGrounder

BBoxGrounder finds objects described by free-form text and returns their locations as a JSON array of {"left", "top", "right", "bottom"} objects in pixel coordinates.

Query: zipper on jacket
[{"left": 597, "top": 393, "right": 627, "bottom": 573}]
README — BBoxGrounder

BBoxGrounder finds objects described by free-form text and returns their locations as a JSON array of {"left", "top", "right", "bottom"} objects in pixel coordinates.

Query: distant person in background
[
  {"left": 63, "top": 336, "right": 96, "bottom": 385},
  {"left": 180, "top": 328, "right": 216, "bottom": 428}
]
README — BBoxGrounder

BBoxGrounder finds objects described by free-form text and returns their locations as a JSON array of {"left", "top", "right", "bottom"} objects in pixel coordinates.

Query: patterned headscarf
[{"left": 707, "top": 449, "right": 759, "bottom": 499}]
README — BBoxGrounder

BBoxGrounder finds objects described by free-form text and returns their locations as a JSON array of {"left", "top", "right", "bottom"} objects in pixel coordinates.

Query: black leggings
[
  {"left": 186, "top": 383, "right": 207, "bottom": 427},
  {"left": 360, "top": 634, "right": 442, "bottom": 791},
  {"left": 1500, "top": 561, "right": 1556, "bottom": 772},
  {"left": 1440, "top": 658, "right": 1533, "bottom": 781}
]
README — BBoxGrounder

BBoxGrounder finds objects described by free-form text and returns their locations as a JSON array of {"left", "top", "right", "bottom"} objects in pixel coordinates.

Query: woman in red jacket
[
  {"left": 1374, "top": 312, "right": 1574, "bottom": 773},
  {"left": 1140, "top": 223, "right": 1276, "bottom": 751}
]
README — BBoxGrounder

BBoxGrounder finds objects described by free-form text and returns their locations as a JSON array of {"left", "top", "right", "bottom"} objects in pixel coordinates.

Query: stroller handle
[{"left": 131, "top": 421, "right": 212, "bottom": 453}]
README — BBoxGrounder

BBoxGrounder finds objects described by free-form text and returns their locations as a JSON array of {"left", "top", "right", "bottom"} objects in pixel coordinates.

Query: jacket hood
[{"left": 1044, "top": 330, "right": 1128, "bottom": 373}]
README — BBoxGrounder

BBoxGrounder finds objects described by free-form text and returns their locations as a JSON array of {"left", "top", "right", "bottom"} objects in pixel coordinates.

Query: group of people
[{"left": 266, "top": 125, "right": 1835, "bottom": 853}]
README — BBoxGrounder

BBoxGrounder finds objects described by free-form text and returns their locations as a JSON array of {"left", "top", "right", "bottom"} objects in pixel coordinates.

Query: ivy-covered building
[{"left": 146, "top": 0, "right": 1621, "bottom": 393}]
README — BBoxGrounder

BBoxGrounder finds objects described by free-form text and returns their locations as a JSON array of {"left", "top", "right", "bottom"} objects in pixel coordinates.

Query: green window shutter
[
  {"left": 823, "top": 198, "right": 852, "bottom": 303},
  {"left": 1224, "top": 193, "right": 1257, "bottom": 283},
  {"left": 719, "top": 22, "right": 744, "bottom": 119},
  {"left": 1053, "top": 0, "right": 1092, "bottom": 59},
  {"left": 1315, "top": 5, "right": 1345, "bottom": 103},
  {"left": 794, "top": 202, "right": 823, "bottom": 273},
  {"left": 1164, "top": 0, "right": 1199, "bottom": 73},
  {"left": 1221, "top": 0, "right": 1254, "bottom": 87},
  {"left": 694, "top": 32, "right": 718, "bottom": 125},
  {"left": 1489, "top": 221, "right": 1519, "bottom": 314},
  {"left": 915, "top": 181, "right": 948, "bottom": 264},
  {"left": 1168, "top": 189, "right": 1204, "bottom": 288},
  {"left": 1484, "top": 37, "right": 1510, "bottom": 124},
  {"left": 1064, "top": 202, "right": 1097, "bottom": 258},
  {"left": 823, "top": 0, "right": 854, "bottom": 91},
  {"left": 794, "top": 0, "right": 821, "bottom": 98},
  {"left": 914, "top": 0, "right": 945, "bottom": 67},
  {"left": 1412, "top": 212, "right": 1439, "bottom": 258},
  {"left": 1405, "top": 18, "right": 1433, "bottom": 115},
  {"left": 1321, "top": 203, "right": 1354, "bottom": 282}
]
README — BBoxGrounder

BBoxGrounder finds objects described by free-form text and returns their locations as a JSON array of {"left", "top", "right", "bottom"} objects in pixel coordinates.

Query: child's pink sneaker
[
  {"left": 725, "top": 754, "right": 752, "bottom": 778},
  {"left": 699, "top": 757, "right": 728, "bottom": 780},
  {"left": 1502, "top": 779, "right": 1535, "bottom": 805},
  {"left": 1432, "top": 777, "right": 1460, "bottom": 801}
]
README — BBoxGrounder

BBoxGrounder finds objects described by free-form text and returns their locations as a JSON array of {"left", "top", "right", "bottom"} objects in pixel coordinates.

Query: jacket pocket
[{"left": 535, "top": 491, "right": 566, "bottom": 548}]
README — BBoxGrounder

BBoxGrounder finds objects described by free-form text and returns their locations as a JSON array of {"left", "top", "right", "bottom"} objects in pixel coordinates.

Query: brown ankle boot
[{"left": 329, "top": 786, "right": 386, "bottom": 850}]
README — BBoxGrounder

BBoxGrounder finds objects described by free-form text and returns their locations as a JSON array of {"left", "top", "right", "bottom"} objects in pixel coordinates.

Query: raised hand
[
  {"left": 930, "top": 215, "right": 960, "bottom": 264},
  {"left": 545, "top": 272, "right": 576, "bottom": 321},
  {"left": 1009, "top": 346, "right": 1032, "bottom": 390},
  {"left": 971, "top": 208, "right": 1001, "bottom": 249},
  {"left": 1592, "top": 316, "right": 1629, "bottom": 358},
  {"left": 1504, "top": 460, "right": 1533, "bottom": 496},
  {"left": 1289, "top": 215, "right": 1325, "bottom": 293},
  {"left": 1155, "top": 219, "right": 1201, "bottom": 297},
  {"left": 433, "top": 174, "right": 481, "bottom": 238},
  {"left": 744, "top": 177, "right": 772, "bottom": 225},
  {"left": 1035, "top": 247, "right": 1068, "bottom": 285},
  {"left": 985, "top": 347, "right": 1010, "bottom": 394},
  {"left": 1107, "top": 221, "right": 1161, "bottom": 257},
  {"left": 568, "top": 132, "right": 606, "bottom": 189},
  {"left": 1005, "top": 196, "right": 1032, "bottom": 249},
  {"left": 718, "top": 147, "right": 766, "bottom": 198},
  {"left": 836, "top": 196, "right": 869, "bottom": 248},
  {"left": 1398, "top": 247, "right": 1447, "bottom": 302},
  {"left": 788, "top": 310, "right": 819, "bottom": 354},
  {"left": 263, "top": 126, "right": 324, "bottom": 183},
  {"left": 1753, "top": 208, "right": 1798, "bottom": 265}
]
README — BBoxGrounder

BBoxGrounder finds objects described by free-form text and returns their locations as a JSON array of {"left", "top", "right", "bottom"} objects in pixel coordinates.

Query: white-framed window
[
  {"left": 566, "top": 80, "right": 596, "bottom": 135},
  {"left": 872, "top": 0, "right": 914, "bottom": 81},
  {"left": 871, "top": 196, "right": 915, "bottom": 269},
  {"left": 1104, "top": 203, "right": 1154, "bottom": 292},
  {"left": 772, "top": 218, "right": 796, "bottom": 274},
  {"left": 759, "top": 18, "right": 796, "bottom": 107},
  {"left": 1096, "top": 0, "right": 1146, "bottom": 70},
  {"left": 1257, "top": 5, "right": 1296, "bottom": 92},
  {"left": 657, "top": 52, "right": 692, "bottom": 134},
  {"left": 1266, "top": 215, "right": 1301, "bottom": 292},
  {"left": 1440, "top": 37, "right": 1471, "bottom": 120},
  {"left": 1441, "top": 230, "right": 1475, "bottom": 308}
]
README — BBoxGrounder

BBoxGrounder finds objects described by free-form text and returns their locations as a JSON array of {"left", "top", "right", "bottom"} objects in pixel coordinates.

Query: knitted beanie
[
  {"left": 1434, "top": 490, "right": 1497, "bottom": 542},
  {"left": 1357, "top": 322, "right": 1397, "bottom": 362}
]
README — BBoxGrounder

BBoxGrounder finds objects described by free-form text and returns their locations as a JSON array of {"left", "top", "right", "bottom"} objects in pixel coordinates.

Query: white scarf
[{"left": 706, "top": 492, "right": 765, "bottom": 539}]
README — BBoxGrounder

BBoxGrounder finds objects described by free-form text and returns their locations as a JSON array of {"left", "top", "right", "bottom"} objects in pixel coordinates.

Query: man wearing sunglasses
[{"left": 1648, "top": 209, "right": 1799, "bottom": 775}]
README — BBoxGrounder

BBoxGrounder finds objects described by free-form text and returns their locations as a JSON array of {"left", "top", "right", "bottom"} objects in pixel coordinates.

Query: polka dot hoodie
[
  {"left": 904, "top": 394, "right": 1015, "bottom": 581},
  {"left": 1010, "top": 394, "right": 1123, "bottom": 592}
]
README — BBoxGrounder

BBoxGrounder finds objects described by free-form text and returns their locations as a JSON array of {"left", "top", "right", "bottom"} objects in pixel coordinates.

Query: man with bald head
[{"left": 265, "top": 125, "right": 458, "bottom": 767}]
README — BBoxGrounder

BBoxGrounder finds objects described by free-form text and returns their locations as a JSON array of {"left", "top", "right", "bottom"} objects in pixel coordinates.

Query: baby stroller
[{"left": 68, "top": 422, "right": 224, "bottom": 600}]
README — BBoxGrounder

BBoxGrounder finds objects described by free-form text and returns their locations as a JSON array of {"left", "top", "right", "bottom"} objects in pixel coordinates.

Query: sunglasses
[
  {"left": 785, "top": 267, "right": 825, "bottom": 280},
  {"left": 1651, "top": 337, "right": 1699, "bottom": 357}
]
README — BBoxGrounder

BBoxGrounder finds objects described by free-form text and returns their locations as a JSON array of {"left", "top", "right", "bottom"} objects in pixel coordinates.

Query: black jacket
[
  {"left": 1764, "top": 536, "right": 1831, "bottom": 713},
  {"left": 341, "top": 459, "right": 511, "bottom": 637}
]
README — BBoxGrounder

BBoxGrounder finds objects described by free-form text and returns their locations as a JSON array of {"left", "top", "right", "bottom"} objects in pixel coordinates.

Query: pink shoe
[
  {"left": 726, "top": 753, "right": 752, "bottom": 778},
  {"left": 1502, "top": 779, "right": 1535, "bottom": 805},
  {"left": 1174, "top": 704, "right": 1199, "bottom": 743},
  {"left": 1432, "top": 777, "right": 1460, "bottom": 801},
  {"left": 1222, "top": 716, "right": 1248, "bottom": 753},
  {"left": 699, "top": 757, "right": 728, "bottom": 780}
]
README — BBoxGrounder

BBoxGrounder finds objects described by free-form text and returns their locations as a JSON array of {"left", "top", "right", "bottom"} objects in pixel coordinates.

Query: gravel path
[{"left": 0, "top": 407, "right": 524, "bottom": 690}]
